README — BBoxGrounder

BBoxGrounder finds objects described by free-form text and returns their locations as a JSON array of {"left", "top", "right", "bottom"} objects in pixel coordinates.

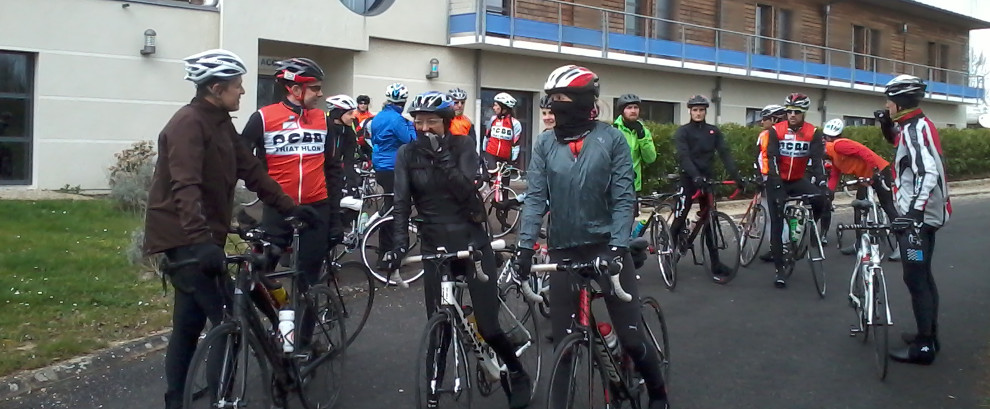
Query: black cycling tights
[
  {"left": 420, "top": 222, "right": 523, "bottom": 373},
  {"left": 898, "top": 225, "right": 939, "bottom": 339},
  {"left": 549, "top": 243, "right": 666, "bottom": 403},
  {"left": 768, "top": 179, "right": 827, "bottom": 271},
  {"left": 668, "top": 178, "right": 721, "bottom": 266}
]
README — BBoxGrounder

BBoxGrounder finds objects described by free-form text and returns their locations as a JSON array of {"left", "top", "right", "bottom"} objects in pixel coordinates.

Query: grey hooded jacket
[{"left": 517, "top": 122, "right": 636, "bottom": 250}]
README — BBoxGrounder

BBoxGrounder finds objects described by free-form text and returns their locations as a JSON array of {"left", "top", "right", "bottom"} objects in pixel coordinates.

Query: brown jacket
[{"left": 143, "top": 98, "right": 295, "bottom": 255}]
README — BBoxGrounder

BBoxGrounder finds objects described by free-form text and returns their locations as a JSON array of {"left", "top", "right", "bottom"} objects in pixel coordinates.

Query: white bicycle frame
[{"left": 848, "top": 229, "right": 893, "bottom": 327}]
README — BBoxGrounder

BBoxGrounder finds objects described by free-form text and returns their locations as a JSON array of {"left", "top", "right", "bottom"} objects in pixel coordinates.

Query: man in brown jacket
[{"left": 144, "top": 49, "right": 316, "bottom": 409}]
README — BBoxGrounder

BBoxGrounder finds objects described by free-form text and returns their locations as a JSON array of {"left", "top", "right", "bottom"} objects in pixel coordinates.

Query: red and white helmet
[
  {"left": 494, "top": 92, "right": 517, "bottom": 109},
  {"left": 326, "top": 94, "right": 358, "bottom": 112},
  {"left": 544, "top": 65, "right": 599, "bottom": 97},
  {"left": 784, "top": 93, "right": 812, "bottom": 112}
]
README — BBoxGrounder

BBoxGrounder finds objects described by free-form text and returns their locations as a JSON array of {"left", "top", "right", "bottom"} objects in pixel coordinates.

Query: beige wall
[
  {"left": 0, "top": 0, "right": 218, "bottom": 189},
  {"left": 826, "top": 89, "right": 966, "bottom": 127}
]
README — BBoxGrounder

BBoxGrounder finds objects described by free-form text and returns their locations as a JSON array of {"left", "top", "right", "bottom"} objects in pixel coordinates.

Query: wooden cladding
[{"left": 503, "top": 0, "right": 970, "bottom": 72}]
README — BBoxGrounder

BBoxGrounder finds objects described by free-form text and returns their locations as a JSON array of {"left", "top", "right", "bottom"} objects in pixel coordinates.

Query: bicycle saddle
[{"left": 850, "top": 199, "right": 874, "bottom": 211}]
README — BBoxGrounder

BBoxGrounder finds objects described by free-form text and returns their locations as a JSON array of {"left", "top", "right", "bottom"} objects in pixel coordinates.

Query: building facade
[{"left": 0, "top": 0, "right": 985, "bottom": 189}]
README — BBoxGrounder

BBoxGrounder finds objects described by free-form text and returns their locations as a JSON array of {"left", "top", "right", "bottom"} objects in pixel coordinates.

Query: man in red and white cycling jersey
[
  {"left": 484, "top": 92, "right": 523, "bottom": 188},
  {"left": 241, "top": 58, "right": 345, "bottom": 334},
  {"left": 765, "top": 93, "right": 827, "bottom": 288}
]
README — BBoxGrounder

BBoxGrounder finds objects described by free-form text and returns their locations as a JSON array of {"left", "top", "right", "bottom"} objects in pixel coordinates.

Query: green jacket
[{"left": 613, "top": 116, "right": 657, "bottom": 191}]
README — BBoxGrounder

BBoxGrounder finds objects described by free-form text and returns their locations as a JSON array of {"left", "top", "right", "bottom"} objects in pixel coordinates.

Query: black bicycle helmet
[
  {"left": 356, "top": 94, "right": 371, "bottom": 104},
  {"left": 616, "top": 93, "right": 642, "bottom": 111},
  {"left": 686, "top": 94, "right": 710, "bottom": 108},
  {"left": 275, "top": 57, "right": 325, "bottom": 84},
  {"left": 539, "top": 94, "right": 552, "bottom": 109}
]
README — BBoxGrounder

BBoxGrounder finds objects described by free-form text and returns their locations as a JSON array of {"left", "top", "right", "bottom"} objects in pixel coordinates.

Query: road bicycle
[
  {"left": 540, "top": 260, "right": 670, "bottom": 409},
  {"left": 407, "top": 240, "right": 544, "bottom": 409},
  {"left": 664, "top": 177, "right": 741, "bottom": 288},
  {"left": 737, "top": 178, "right": 768, "bottom": 267},
  {"left": 840, "top": 176, "right": 898, "bottom": 259},
  {"left": 181, "top": 217, "right": 346, "bottom": 409},
  {"left": 836, "top": 215, "right": 906, "bottom": 381},
  {"left": 778, "top": 193, "right": 827, "bottom": 298},
  {"left": 633, "top": 192, "right": 679, "bottom": 289},
  {"left": 482, "top": 160, "right": 524, "bottom": 238}
]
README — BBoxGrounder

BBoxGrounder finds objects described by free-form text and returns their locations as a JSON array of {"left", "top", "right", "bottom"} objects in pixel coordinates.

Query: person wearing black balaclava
[
  {"left": 512, "top": 65, "right": 669, "bottom": 409},
  {"left": 381, "top": 91, "right": 532, "bottom": 409}
]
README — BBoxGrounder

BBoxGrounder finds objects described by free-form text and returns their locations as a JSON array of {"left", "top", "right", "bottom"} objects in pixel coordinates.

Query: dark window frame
[{"left": 0, "top": 51, "right": 34, "bottom": 185}]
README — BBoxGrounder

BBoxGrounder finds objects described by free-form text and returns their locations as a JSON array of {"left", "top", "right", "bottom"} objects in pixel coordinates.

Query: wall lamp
[
  {"left": 140, "top": 29, "right": 157, "bottom": 56},
  {"left": 426, "top": 58, "right": 439, "bottom": 79}
]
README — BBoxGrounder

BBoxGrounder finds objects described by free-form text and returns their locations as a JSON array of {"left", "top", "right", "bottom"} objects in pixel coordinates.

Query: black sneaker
[
  {"left": 649, "top": 398, "right": 670, "bottom": 409},
  {"left": 839, "top": 245, "right": 857, "bottom": 255},
  {"left": 901, "top": 332, "right": 940, "bottom": 352},
  {"left": 711, "top": 263, "right": 734, "bottom": 285},
  {"left": 774, "top": 271, "right": 787, "bottom": 288},
  {"left": 890, "top": 339, "right": 936, "bottom": 365},
  {"left": 758, "top": 251, "right": 773, "bottom": 262},
  {"left": 506, "top": 370, "right": 532, "bottom": 409}
]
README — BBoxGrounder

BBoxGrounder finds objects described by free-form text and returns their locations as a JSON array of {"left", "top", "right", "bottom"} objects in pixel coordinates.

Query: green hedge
[{"left": 638, "top": 123, "right": 990, "bottom": 193}]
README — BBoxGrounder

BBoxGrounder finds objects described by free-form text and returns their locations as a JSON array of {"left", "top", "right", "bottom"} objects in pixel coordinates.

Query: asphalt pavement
[{"left": 4, "top": 195, "right": 990, "bottom": 409}]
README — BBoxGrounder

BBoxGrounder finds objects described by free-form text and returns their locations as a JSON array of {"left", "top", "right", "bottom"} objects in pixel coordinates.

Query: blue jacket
[{"left": 370, "top": 104, "right": 416, "bottom": 171}]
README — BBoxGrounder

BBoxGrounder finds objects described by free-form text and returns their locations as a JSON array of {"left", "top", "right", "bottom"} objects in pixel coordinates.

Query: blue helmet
[{"left": 408, "top": 91, "right": 455, "bottom": 119}]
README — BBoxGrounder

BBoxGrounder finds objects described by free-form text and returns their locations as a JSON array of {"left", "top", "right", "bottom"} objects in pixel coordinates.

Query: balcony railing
[
  {"left": 109, "top": 0, "right": 218, "bottom": 11},
  {"left": 449, "top": 0, "right": 984, "bottom": 102}
]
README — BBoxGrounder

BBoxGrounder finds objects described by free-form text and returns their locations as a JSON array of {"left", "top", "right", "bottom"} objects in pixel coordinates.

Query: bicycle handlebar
[
  {"left": 530, "top": 260, "right": 632, "bottom": 302},
  {"left": 400, "top": 240, "right": 507, "bottom": 283},
  {"left": 690, "top": 180, "right": 738, "bottom": 200}
]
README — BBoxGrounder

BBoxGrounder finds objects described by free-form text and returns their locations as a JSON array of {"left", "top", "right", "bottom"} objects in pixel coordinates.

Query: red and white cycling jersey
[{"left": 258, "top": 103, "right": 329, "bottom": 205}]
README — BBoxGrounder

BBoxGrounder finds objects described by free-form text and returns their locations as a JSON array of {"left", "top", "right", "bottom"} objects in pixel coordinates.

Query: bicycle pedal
[
  {"left": 292, "top": 351, "right": 313, "bottom": 361},
  {"left": 848, "top": 326, "right": 862, "bottom": 336}
]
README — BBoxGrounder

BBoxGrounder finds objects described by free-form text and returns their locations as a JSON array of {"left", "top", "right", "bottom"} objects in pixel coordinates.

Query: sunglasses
[
  {"left": 414, "top": 118, "right": 445, "bottom": 126},
  {"left": 785, "top": 109, "right": 805, "bottom": 115},
  {"left": 306, "top": 85, "right": 322, "bottom": 92}
]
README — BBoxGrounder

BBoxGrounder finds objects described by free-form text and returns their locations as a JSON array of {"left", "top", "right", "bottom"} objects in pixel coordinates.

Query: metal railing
[
  {"left": 109, "top": 0, "right": 218, "bottom": 10},
  {"left": 457, "top": 0, "right": 981, "bottom": 98}
]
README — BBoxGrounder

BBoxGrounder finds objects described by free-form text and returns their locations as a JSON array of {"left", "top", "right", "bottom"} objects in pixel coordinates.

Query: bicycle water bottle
[
  {"left": 597, "top": 322, "right": 621, "bottom": 358},
  {"left": 278, "top": 310, "right": 295, "bottom": 353},
  {"left": 357, "top": 212, "right": 369, "bottom": 234},
  {"left": 631, "top": 219, "right": 647, "bottom": 238},
  {"left": 788, "top": 217, "right": 799, "bottom": 242},
  {"left": 268, "top": 286, "right": 288, "bottom": 309}
]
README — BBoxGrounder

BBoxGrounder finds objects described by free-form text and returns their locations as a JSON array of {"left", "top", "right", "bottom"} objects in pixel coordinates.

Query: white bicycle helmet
[
  {"left": 823, "top": 118, "right": 845, "bottom": 137},
  {"left": 385, "top": 83, "right": 409, "bottom": 103},
  {"left": 448, "top": 88, "right": 468, "bottom": 101},
  {"left": 544, "top": 65, "right": 600, "bottom": 96},
  {"left": 183, "top": 49, "right": 247, "bottom": 85},
  {"left": 885, "top": 74, "right": 927, "bottom": 98},
  {"left": 326, "top": 94, "right": 358, "bottom": 112},
  {"left": 493, "top": 92, "right": 517, "bottom": 109}
]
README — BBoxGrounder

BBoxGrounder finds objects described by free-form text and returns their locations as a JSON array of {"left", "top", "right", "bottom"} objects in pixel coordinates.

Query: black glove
[
  {"left": 629, "top": 238, "right": 649, "bottom": 269},
  {"left": 906, "top": 208, "right": 925, "bottom": 225},
  {"left": 513, "top": 247, "right": 536, "bottom": 281},
  {"left": 593, "top": 246, "right": 626, "bottom": 276},
  {"left": 188, "top": 242, "right": 226, "bottom": 277},
  {"left": 873, "top": 109, "right": 893, "bottom": 127},
  {"left": 767, "top": 176, "right": 783, "bottom": 191},
  {"left": 625, "top": 120, "right": 646, "bottom": 139},
  {"left": 733, "top": 176, "right": 746, "bottom": 189},
  {"left": 435, "top": 148, "right": 457, "bottom": 169},
  {"left": 289, "top": 205, "right": 321, "bottom": 226},
  {"left": 692, "top": 176, "right": 708, "bottom": 187},
  {"left": 379, "top": 247, "right": 407, "bottom": 272}
]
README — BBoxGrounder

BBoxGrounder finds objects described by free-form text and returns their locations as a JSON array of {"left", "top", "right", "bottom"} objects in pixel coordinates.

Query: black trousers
[
  {"left": 421, "top": 222, "right": 523, "bottom": 372},
  {"left": 376, "top": 170, "right": 396, "bottom": 257},
  {"left": 767, "top": 178, "right": 827, "bottom": 271},
  {"left": 668, "top": 178, "right": 721, "bottom": 266},
  {"left": 548, "top": 243, "right": 666, "bottom": 404},
  {"left": 162, "top": 246, "right": 228, "bottom": 409},
  {"left": 898, "top": 225, "right": 939, "bottom": 339}
]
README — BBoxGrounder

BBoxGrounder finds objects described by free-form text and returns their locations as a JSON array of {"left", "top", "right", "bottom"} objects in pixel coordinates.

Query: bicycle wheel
[
  {"left": 807, "top": 222, "right": 826, "bottom": 299},
  {"left": 641, "top": 296, "right": 670, "bottom": 385},
  {"left": 323, "top": 260, "right": 375, "bottom": 348},
  {"left": 704, "top": 212, "right": 740, "bottom": 282},
  {"left": 416, "top": 310, "right": 472, "bottom": 409},
  {"left": 484, "top": 186, "right": 521, "bottom": 238},
  {"left": 739, "top": 203, "right": 767, "bottom": 267},
  {"left": 300, "top": 284, "right": 346, "bottom": 409},
  {"left": 183, "top": 322, "right": 272, "bottom": 409},
  {"left": 499, "top": 282, "right": 543, "bottom": 393},
  {"left": 360, "top": 215, "right": 425, "bottom": 286},
  {"left": 649, "top": 211, "right": 677, "bottom": 290},
  {"left": 872, "top": 271, "right": 889, "bottom": 380},
  {"left": 545, "top": 333, "right": 608, "bottom": 409},
  {"left": 852, "top": 266, "right": 869, "bottom": 344}
]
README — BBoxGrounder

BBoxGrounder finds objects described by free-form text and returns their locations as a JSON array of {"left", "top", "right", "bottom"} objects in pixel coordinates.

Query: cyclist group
[{"left": 145, "top": 47, "right": 947, "bottom": 409}]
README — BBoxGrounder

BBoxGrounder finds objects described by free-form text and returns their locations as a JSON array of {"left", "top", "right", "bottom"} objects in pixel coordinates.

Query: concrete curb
[{"left": 1, "top": 330, "right": 171, "bottom": 401}]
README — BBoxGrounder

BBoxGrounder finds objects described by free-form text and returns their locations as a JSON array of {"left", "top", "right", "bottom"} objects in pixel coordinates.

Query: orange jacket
[
  {"left": 257, "top": 103, "right": 329, "bottom": 205},
  {"left": 354, "top": 110, "right": 374, "bottom": 133},
  {"left": 825, "top": 138, "right": 890, "bottom": 190},
  {"left": 757, "top": 129, "right": 770, "bottom": 175}
]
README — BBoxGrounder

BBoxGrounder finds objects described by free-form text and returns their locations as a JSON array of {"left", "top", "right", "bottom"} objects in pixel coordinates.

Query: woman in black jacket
[{"left": 382, "top": 91, "right": 531, "bottom": 409}]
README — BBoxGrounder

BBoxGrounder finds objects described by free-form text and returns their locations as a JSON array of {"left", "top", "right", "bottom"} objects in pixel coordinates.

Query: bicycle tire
[
  {"left": 545, "top": 333, "right": 608, "bottom": 409},
  {"left": 739, "top": 203, "right": 767, "bottom": 267},
  {"left": 806, "top": 222, "right": 826, "bottom": 299},
  {"left": 298, "top": 285, "right": 346, "bottom": 409},
  {"left": 484, "top": 186, "right": 521, "bottom": 239},
  {"left": 182, "top": 322, "right": 272, "bottom": 409},
  {"left": 360, "top": 215, "right": 425, "bottom": 286},
  {"left": 705, "top": 211, "right": 740, "bottom": 283},
  {"left": 498, "top": 282, "right": 543, "bottom": 393},
  {"left": 323, "top": 260, "right": 375, "bottom": 348},
  {"left": 641, "top": 296, "right": 671, "bottom": 385},
  {"left": 872, "top": 271, "right": 890, "bottom": 380},
  {"left": 853, "top": 267, "right": 869, "bottom": 344},
  {"left": 415, "top": 310, "right": 472, "bottom": 409},
  {"left": 649, "top": 211, "right": 676, "bottom": 290}
]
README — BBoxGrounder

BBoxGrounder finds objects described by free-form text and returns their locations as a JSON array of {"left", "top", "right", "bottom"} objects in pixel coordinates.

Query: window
[
  {"left": 623, "top": 0, "right": 673, "bottom": 40},
  {"left": 614, "top": 99, "right": 676, "bottom": 124},
  {"left": 0, "top": 51, "right": 33, "bottom": 185},
  {"left": 754, "top": 5, "right": 792, "bottom": 57},
  {"left": 745, "top": 108, "right": 763, "bottom": 127},
  {"left": 256, "top": 75, "right": 285, "bottom": 108},
  {"left": 853, "top": 25, "right": 880, "bottom": 71},
  {"left": 481, "top": 89, "right": 533, "bottom": 169},
  {"left": 339, "top": 0, "right": 395, "bottom": 16},
  {"left": 843, "top": 115, "right": 876, "bottom": 127},
  {"left": 927, "top": 42, "right": 948, "bottom": 82},
  {"left": 485, "top": 0, "right": 508, "bottom": 15}
]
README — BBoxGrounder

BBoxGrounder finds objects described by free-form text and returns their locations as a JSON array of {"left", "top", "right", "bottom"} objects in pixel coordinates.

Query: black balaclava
[{"left": 550, "top": 91, "right": 597, "bottom": 141}]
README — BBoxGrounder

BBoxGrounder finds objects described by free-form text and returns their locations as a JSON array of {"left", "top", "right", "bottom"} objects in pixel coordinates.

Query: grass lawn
[{"left": 0, "top": 200, "right": 171, "bottom": 376}]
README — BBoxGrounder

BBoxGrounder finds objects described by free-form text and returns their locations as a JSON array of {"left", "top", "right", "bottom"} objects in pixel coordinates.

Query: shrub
[
  {"left": 107, "top": 141, "right": 157, "bottom": 213},
  {"left": 639, "top": 122, "right": 990, "bottom": 193}
]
